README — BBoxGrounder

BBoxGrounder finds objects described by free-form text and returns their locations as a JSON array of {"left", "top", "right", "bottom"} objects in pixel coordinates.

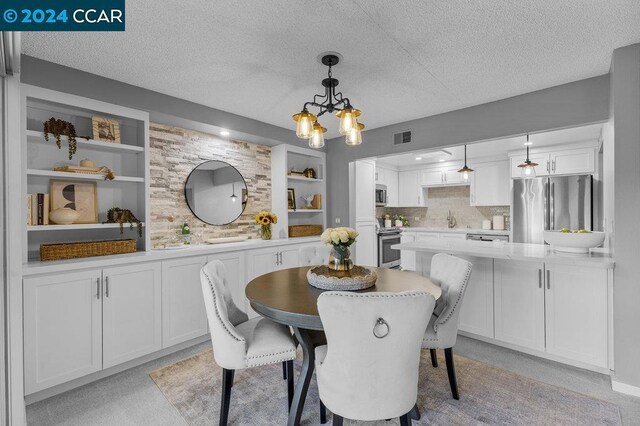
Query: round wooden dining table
[{"left": 245, "top": 266, "right": 442, "bottom": 426}]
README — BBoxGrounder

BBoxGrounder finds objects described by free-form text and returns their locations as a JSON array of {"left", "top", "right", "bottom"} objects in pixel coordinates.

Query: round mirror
[{"left": 184, "top": 160, "right": 248, "bottom": 225}]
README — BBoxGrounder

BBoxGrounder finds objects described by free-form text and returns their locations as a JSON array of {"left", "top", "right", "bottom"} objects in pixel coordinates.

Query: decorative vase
[
  {"left": 395, "top": 220, "right": 403, "bottom": 227},
  {"left": 260, "top": 224, "right": 272, "bottom": 240},
  {"left": 49, "top": 208, "right": 80, "bottom": 225},
  {"left": 328, "top": 245, "right": 353, "bottom": 271}
]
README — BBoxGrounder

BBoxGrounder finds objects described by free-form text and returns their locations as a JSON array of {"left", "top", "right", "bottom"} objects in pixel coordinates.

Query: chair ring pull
[{"left": 373, "top": 318, "right": 390, "bottom": 339}]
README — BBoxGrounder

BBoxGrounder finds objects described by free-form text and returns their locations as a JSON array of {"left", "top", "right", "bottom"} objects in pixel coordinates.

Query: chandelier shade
[
  {"left": 292, "top": 53, "right": 364, "bottom": 148},
  {"left": 518, "top": 134, "right": 538, "bottom": 178}
]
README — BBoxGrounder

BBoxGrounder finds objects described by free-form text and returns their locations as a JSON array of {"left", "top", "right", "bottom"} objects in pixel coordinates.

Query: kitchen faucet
[{"left": 447, "top": 210, "right": 457, "bottom": 228}]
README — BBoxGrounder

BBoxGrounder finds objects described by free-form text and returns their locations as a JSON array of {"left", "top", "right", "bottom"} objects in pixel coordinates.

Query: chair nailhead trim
[
  {"left": 203, "top": 269, "right": 245, "bottom": 343},
  {"left": 434, "top": 258, "right": 473, "bottom": 333}
]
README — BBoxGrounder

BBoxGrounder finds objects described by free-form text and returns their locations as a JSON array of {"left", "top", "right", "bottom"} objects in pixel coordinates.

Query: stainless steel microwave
[{"left": 375, "top": 184, "right": 387, "bottom": 207}]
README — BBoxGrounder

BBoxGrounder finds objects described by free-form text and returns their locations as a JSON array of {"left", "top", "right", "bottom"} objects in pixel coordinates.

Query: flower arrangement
[
  {"left": 255, "top": 211, "right": 277, "bottom": 240},
  {"left": 321, "top": 227, "right": 359, "bottom": 271},
  {"left": 393, "top": 214, "right": 410, "bottom": 227}
]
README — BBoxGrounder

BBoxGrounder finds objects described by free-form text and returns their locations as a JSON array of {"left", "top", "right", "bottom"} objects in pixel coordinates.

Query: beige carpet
[{"left": 150, "top": 350, "right": 621, "bottom": 425}]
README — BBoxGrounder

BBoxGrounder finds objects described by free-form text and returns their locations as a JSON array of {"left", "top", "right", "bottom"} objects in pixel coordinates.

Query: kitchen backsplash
[
  {"left": 149, "top": 123, "right": 272, "bottom": 245},
  {"left": 377, "top": 186, "right": 510, "bottom": 230}
]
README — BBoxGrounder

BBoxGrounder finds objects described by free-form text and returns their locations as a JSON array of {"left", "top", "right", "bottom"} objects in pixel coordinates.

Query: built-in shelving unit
[
  {"left": 22, "top": 85, "right": 150, "bottom": 261},
  {"left": 272, "top": 145, "right": 327, "bottom": 239}
]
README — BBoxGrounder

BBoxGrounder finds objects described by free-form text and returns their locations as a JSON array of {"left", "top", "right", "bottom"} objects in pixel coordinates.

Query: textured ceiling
[{"left": 22, "top": 1, "right": 640, "bottom": 138}]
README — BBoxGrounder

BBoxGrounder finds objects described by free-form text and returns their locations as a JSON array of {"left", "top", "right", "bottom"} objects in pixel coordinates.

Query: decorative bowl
[
  {"left": 49, "top": 208, "right": 80, "bottom": 225},
  {"left": 543, "top": 230, "right": 605, "bottom": 254}
]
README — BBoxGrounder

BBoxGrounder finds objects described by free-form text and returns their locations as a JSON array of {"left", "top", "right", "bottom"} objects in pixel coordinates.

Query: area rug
[{"left": 150, "top": 350, "right": 621, "bottom": 425}]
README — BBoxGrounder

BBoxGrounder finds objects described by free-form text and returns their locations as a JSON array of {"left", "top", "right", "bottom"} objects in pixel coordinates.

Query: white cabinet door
[
  {"left": 398, "top": 171, "right": 421, "bottom": 207},
  {"left": 102, "top": 263, "right": 162, "bottom": 368},
  {"left": 545, "top": 265, "right": 608, "bottom": 368},
  {"left": 354, "top": 222, "right": 378, "bottom": 267},
  {"left": 510, "top": 154, "right": 550, "bottom": 178},
  {"left": 416, "top": 232, "right": 440, "bottom": 242},
  {"left": 248, "top": 248, "right": 279, "bottom": 280},
  {"left": 421, "top": 169, "right": 444, "bottom": 186},
  {"left": 278, "top": 247, "right": 300, "bottom": 270},
  {"left": 444, "top": 166, "right": 466, "bottom": 185},
  {"left": 162, "top": 256, "right": 209, "bottom": 348},
  {"left": 458, "top": 257, "right": 494, "bottom": 338},
  {"left": 375, "top": 168, "right": 384, "bottom": 185},
  {"left": 208, "top": 251, "right": 247, "bottom": 316},
  {"left": 551, "top": 148, "right": 595, "bottom": 175},
  {"left": 471, "top": 161, "right": 510, "bottom": 206},
  {"left": 400, "top": 233, "right": 416, "bottom": 271},
  {"left": 494, "top": 260, "right": 545, "bottom": 351},
  {"left": 354, "top": 160, "right": 376, "bottom": 222},
  {"left": 384, "top": 169, "right": 399, "bottom": 207},
  {"left": 24, "top": 270, "right": 102, "bottom": 394}
]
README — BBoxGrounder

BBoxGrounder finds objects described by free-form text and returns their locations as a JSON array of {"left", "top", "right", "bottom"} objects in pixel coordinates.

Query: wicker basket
[
  {"left": 40, "top": 239, "right": 137, "bottom": 261},
  {"left": 288, "top": 225, "right": 323, "bottom": 238}
]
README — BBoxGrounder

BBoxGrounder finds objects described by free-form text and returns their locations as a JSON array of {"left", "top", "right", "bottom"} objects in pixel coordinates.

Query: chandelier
[{"left": 292, "top": 53, "right": 364, "bottom": 149}]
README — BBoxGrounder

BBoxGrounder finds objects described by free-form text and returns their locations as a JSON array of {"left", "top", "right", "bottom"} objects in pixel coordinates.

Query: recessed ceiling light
[
  {"left": 415, "top": 156, "right": 422, "bottom": 160},
  {"left": 220, "top": 130, "right": 230, "bottom": 136},
  {"left": 439, "top": 159, "right": 445, "bottom": 162}
]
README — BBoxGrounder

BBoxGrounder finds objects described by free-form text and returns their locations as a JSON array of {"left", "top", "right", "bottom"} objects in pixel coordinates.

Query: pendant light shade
[
  {"left": 336, "top": 108, "right": 361, "bottom": 135},
  {"left": 230, "top": 183, "right": 237, "bottom": 203},
  {"left": 518, "top": 134, "right": 538, "bottom": 178},
  {"left": 458, "top": 145, "right": 474, "bottom": 182},
  {"left": 345, "top": 123, "right": 364, "bottom": 146},
  {"left": 309, "top": 121, "right": 327, "bottom": 149},
  {"left": 292, "top": 110, "right": 317, "bottom": 139}
]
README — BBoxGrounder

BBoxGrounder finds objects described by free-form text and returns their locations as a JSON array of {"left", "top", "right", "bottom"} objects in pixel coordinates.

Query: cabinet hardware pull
[
  {"left": 538, "top": 269, "right": 542, "bottom": 288},
  {"left": 96, "top": 278, "right": 101, "bottom": 299},
  {"left": 546, "top": 161, "right": 550, "bottom": 172},
  {"left": 546, "top": 269, "right": 550, "bottom": 289},
  {"left": 105, "top": 276, "right": 110, "bottom": 297}
]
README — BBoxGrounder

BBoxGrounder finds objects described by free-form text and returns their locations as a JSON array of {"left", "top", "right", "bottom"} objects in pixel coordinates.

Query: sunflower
[{"left": 261, "top": 216, "right": 271, "bottom": 225}]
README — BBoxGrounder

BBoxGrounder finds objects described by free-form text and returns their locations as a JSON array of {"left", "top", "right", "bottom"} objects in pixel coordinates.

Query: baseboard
[
  {"left": 25, "top": 335, "right": 210, "bottom": 405},
  {"left": 611, "top": 380, "right": 640, "bottom": 397}
]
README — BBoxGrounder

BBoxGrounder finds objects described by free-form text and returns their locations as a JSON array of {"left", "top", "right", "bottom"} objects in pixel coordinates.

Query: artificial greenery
[
  {"left": 42, "top": 118, "right": 89, "bottom": 160},
  {"left": 393, "top": 214, "right": 410, "bottom": 227},
  {"left": 106, "top": 207, "right": 143, "bottom": 237}
]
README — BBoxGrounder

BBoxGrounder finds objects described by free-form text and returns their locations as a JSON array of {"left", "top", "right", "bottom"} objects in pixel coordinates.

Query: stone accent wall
[
  {"left": 377, "top": 186, "right": 510, "bottom": 229},
  {"left": 149, "top": 123, "right": 271, "bottom": 245}
]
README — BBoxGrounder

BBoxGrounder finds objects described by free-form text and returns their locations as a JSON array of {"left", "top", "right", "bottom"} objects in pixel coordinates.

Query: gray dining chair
[
  {"left": 200, "top": 260, "right": 298, "bottom": 425},
  {"left": 315, "top": 290, "right": 436, "bottom": 425},
  {"left": 422, "top": 253, "right": 472, "bottom": 401}
]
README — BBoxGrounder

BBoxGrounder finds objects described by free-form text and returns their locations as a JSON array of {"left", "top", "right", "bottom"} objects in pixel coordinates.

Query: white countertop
[
  {"left": 401, "top": 227, "right": 511, "bottom": 236},
  {"left": 392, "top": 240, "right": 614, "bottom": 268},
  {"left": 23, "top": 236, "right": 321, "bottom": 276}
]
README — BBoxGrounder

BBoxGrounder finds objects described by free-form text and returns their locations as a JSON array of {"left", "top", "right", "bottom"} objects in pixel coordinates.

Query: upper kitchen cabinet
[
  {"left": 420, "top": 164, "right": 467, "bottom": 186},
  {"left": 470, "top": 160, "right": 510, "bottom": 206},
  {"left": 398, "top": 170, "right": 422, "bottom": 207},
  {"left": 510, "top": 146, "right": 595, "bottom": 178},
  {"left": 421, "top": 169, "right": 445, "bottom": 186},
  {"left": 375, "top": 165, "right": 399, "bottom": 207}
]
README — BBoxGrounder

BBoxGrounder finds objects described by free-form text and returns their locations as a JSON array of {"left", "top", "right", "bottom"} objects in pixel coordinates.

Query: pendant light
[
  {"left": 309, "top": 121, "right": 327, "bottom": 149},
  {"left": 458, "top": 145, "right": 473, "bottom": 182},
  {"left": 518, "top": 134, "right": 538, "bottom": 178},
  {"left": 230, "top": 183, "right": 238, "bottom": 203},
  {"left": 345, "top": 123, "right": 365, "bottom": 146}
]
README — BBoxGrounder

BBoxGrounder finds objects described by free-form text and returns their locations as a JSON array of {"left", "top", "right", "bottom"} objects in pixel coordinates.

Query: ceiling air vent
[{"left": 393, "top": 131, "right": 412, "bottom": 145}]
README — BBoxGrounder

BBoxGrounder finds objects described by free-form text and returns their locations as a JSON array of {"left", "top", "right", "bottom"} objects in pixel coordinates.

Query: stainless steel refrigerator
[{"left": 512, "top": 175, "right": 592, "bottom": 244}]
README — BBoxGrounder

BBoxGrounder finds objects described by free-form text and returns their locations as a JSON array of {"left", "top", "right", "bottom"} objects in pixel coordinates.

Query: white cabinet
[
  {"left": 398, "top": 171, "right": 422, "bottom": 207},
  {"left": 248, "top": 246, "right": 300, "bottom": 279},
  {"left": 353, "top": 160, "right": 376, "bottom": 222},
  {"left": 162, "top": 256, "right": 209, "bottom": 348},
  {"left": 457, "top": 257, "right": 494, "bottom": 338},
  {"left": 421, "top": 169, "right": 444, "bottom": 186},
  {"left": 438, "top": 232, "right": 467, "bottom": 240},
  {"left": 494, "top": 260, "right": 545, "bottom": 351},
  {"left": 102, "top": 263, "right": 162, "bottom": 368},
  {"left": 377, "top": 166, "right": 399, "bottom": 207},
  {"left": 551, "top": 148, "right": 595, "bottom": 175},
  {"left": 24, "top": 270, "right": 102, "bottom": 394},
  {"left": 510, "top": 147, "right": 595, "bottom": 178},
  {"left": 354, "top": 222, "right": 378, "bottom": 267},
  {"left": 545, "top": 265, "right": 608, "bottom": 368},
  {"left": 470, "top": 160, "right": 510, "bottom": 206},
  {"left": 444, "top": 166, "right": 466, "bottom": 185},
  {"left": 400, "top": 232, "right": 416, "bottom": 271}
]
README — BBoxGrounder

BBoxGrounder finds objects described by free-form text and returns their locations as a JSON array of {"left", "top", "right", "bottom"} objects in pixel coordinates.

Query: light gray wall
[
  {"left": 610, "top": 43, "right": 640, "bottom": 389},
  {"left": 20, "top": 55, "right": 300, "bottom": 148},
  {"left": 326, "top": 74, "right": 610, "bottom": 225}
]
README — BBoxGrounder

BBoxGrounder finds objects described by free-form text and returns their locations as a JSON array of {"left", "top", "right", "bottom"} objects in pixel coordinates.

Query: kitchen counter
[
  {"left": 403, "top": 227, "right": 510, "bottom": 235},
  {"left": 392, "top": 239, "right": 614, "bottom": 268},
  {"left": 23, "top": 236, "right": 322, "bottom": 276}
]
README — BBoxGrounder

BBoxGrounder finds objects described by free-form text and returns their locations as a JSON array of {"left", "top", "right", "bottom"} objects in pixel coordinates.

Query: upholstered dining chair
[
  {"left": 299, "top": 245, "right": 330, "bottom": 266},
  {"left": 315, "top": 291, "right": 436, "bottom": 425},
  {"left": 422, "top": 253, "right": 473, "bottom": 401},
  {"left": 200, "top": 260, "right": 298, "bottom": 425}
]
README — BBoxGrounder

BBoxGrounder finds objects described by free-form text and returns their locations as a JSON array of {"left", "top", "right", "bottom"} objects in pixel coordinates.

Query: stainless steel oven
[
  {"left": 378, "top": 229, "right": 401, "bottom": 268},
  {"left": 375, "top": 184, "right": 388, "bottom": 207}
]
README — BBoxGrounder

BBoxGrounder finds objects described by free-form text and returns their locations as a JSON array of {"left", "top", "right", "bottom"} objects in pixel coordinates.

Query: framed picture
[
  {"left": 92, "top": 116, "right": 121, "bottom": 144},
  {"left": 50, "top": 180, "right": 98, "bottom": 224},
  {"left": 287, "top": 188, "right": 296, "bottom": 210}
]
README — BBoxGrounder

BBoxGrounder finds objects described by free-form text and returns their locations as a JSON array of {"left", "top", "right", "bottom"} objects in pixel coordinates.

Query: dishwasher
[{"left": 465, "top": 233, "right": 510, "bottom": 242}]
